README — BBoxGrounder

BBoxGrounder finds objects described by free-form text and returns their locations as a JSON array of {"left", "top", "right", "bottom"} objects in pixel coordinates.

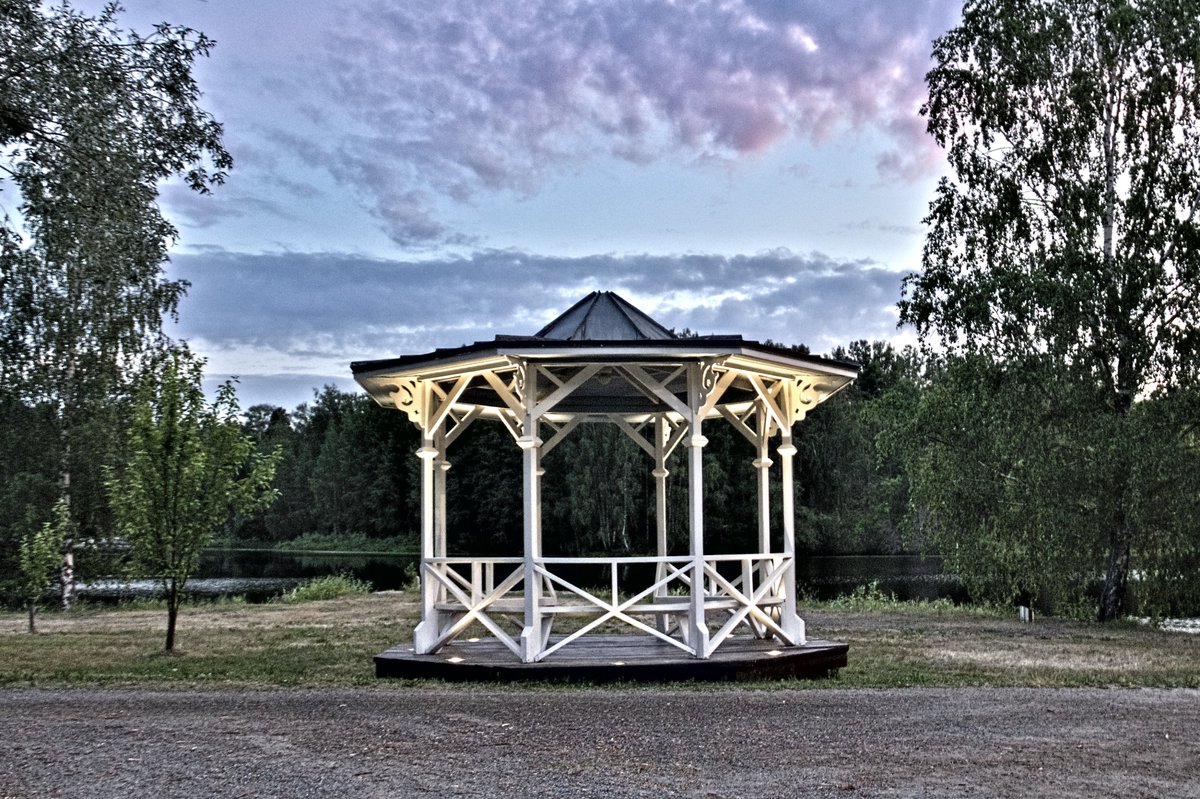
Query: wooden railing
[{"left": 420, "top": 553, "right": 796, "bottom": 660}]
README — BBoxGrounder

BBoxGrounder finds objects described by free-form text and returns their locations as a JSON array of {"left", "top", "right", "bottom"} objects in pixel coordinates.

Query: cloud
[
  {"left": 166, "top": 247, "right": 909, "bottom": 402},
  {"left": 286, "top": 0, "right": 960, "bottom": 246}
]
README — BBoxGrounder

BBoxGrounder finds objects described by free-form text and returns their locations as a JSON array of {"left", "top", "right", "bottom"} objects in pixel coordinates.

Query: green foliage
[
  {"left": 0, "top": 0, "right": 230, "bottom": 566},
  {"left": 231, "top": 388, "right": 421, "bottom": 546},
  {"left": 281, "top": 573, "right": 374, "bottom": 603},
  {"left": 17, "top": 498, "right": 70, "bottom": 631},
  {"left": 273, "top": 532, "right": 416, "bottom": 554},
  {"left": 795, "top": 341, "right": 919, "bottom": 554},
  {"left": 883, "top": 356, "right": 1200, "bottom": 617},
  {"left": 900, "top": 0, "right": 1200, "bottom": 619},
  {"left": 105, "top": 349, "right": 279, "bottom": 650}
]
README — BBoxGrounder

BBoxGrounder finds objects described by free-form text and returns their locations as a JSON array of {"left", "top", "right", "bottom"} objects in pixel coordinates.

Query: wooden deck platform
[{"left": 375, "top": 635, "right": 848, "bottom": 683}]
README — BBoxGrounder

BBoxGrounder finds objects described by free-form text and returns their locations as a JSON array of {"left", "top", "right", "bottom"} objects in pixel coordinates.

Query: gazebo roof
[
  {"left": 535, "top": 291, "right": 676, "bottom": 340},
  {"left": 352, "top": 291, "right": 858, "bottom": 416}
]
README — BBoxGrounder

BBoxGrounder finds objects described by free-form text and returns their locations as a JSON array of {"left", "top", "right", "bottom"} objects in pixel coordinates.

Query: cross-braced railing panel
[
  {"left": 423, "top": 558, "right": 527, "bottom": 656},
  {"left": 422, "top": 553, "right": 797, "bottom": 660},
  {"left": 535, "top": 556, "right": 695, "bottom": 660}
]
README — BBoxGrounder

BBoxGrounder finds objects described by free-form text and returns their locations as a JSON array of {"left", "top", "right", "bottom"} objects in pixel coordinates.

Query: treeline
[
  {"left": 5, "top": 337, "right": 1199, "bottom": 618},
  {"left": 221, "top": 339, "right": 916, "bottom": 558}
]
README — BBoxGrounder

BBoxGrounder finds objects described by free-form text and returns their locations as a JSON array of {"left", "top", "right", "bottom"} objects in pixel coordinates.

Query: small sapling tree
[
  {"left": 106, "top": 350, "right": 279, "bottom": 651},
  {"left": 18, "top": 498, "right": 70, "bottom": 632}
]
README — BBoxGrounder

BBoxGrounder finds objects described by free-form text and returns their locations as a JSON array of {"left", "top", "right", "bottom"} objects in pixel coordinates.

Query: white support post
[
  {"left": 412, "top": 381, "right": 442, "bottom": 652},
  {"left": 518, "top": 363, "right": 544, "bottom": 663},
  {"left": 654, "top": 414, "right": 669, "bottom": 577},
  {"left": 753, "top": 402, "right": 774, "bottom": 636},
  {"left": 777, "top": 424, "right": 806, "bottom": 645},
  {"left": 685, "top": 364, "right": 709, "bottom": 657},
  {"left": 753, "top": 402, "right": 773, "bottom": 556},
  {"left": 434, "top": 427, "right": 449, "bottom": 560}
]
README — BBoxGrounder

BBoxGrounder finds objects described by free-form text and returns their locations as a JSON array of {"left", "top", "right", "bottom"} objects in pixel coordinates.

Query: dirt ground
[{"left": 2, "top": 685, "right": 1197, "bottom": 798}]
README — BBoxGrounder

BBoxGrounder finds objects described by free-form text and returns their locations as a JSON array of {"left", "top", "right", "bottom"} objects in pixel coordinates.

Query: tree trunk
[
  {"left": 165, "top": 582, "right": 178, "bottom": 651},
  {"left": 1098, "top": 537, "right": 1131, "bottom": 622},
  {"left": 27, "top": 602, "right": 36, "bottom": 634}
]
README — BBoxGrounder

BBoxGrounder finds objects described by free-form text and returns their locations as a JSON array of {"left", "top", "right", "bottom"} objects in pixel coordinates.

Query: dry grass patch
[{"left": 2, "top": 594, "right": 1197, "bottom": 688}]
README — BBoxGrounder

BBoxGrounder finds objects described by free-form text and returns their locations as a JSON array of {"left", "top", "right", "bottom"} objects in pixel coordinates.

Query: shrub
[{"left": 282, "top": 573, "right": 372, "bottom": 603}]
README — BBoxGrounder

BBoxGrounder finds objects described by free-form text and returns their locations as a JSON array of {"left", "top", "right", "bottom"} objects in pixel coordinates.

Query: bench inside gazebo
[{"left": 352, "top": 291, "right": 857, "bottom": 681}]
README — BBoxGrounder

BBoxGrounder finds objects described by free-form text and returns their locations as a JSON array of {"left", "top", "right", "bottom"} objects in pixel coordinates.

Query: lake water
[{"left": 77, "top": 549, "right": 959, "bottom": 603}]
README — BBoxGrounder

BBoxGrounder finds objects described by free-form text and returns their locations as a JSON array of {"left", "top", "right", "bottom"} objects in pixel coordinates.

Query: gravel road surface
[{"left": 2, "top": 686, "right": 1197, "bottom": 798}]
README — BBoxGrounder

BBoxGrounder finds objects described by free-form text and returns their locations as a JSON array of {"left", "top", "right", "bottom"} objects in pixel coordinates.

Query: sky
[{"left": 87, "top": 0, "right": 965, "bottom": 410}]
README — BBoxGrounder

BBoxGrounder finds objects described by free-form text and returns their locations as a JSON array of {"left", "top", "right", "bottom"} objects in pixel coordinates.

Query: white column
[
  {"left": 412, "top": 403, "right": 442, "bottom": 653},
  {"left": 434, "top": 427, "right": 449, "bottom": 559},
  {"left": 685, "top": 364, "right": 709, "bottom": 657},
  {"left": 752, "top": 403, "right": 775, "bottom": 639},
  {"left": 753, "top": 403, "right": 773, "bottom": 555},
  {"left": 653, "top": 415, "right": 669, "bottom": 579},
  {"left": 518, "top": 364, "right": 544, "bottom": 663},
  {"left": 777, "top": 425, "right": 806, "bottom": 645}
]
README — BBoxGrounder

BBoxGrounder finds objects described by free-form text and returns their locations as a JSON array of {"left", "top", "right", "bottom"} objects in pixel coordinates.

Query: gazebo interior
[{"left": 353, "top": 292, "right": 857, "bottom": 665}]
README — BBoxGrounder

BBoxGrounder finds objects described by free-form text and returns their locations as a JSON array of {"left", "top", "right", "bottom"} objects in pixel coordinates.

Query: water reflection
[{"left": 79, "top": 548, "right": 961, "bottom": 603}]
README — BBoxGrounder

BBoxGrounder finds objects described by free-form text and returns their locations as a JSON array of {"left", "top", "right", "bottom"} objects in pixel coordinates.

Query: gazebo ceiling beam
[
  {"left": 749, "top": 373, "right": 791, "bottom": 429},
  {"left": 532, "top": 364, "right": 603, "bottom": 417},
  {"left": 443, "top": 405, "right": 482, "bottom": 447},
  {"left": 540, "top": 415, "right": 584, "bottom": 456},
  {"left": 482, "top": 370, "right": 526, "bottom": 418},
  {"left": 618, "top": 364, "right": 691, "bottom": 418},
  {"left": 717, "top": 404, "right": 761, "bottom": 448},
  {"left": 609, "top": 414, "right": 658, "bottom": 458},
  {"left": 426, "top": 374, "right": 472, "bottom": 433},
  {"left": 496, "top": 408, "right": 523, "bottom": 442}
]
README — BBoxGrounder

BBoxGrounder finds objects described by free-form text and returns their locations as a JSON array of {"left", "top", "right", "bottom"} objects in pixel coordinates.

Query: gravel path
[{"left": 2, "top": 686, "right": 1197, "bottom": 798}]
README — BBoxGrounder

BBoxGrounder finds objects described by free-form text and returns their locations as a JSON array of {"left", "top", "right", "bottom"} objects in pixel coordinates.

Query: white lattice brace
[
  {"left": 426, "top": 374, "right": 472, "bottom": 433},
  {"left": 532, "top": 363, "right": 602, "bottom": 417},
  {"left": 482, "top": 368, "right": 526, "bottom": 418},
  {"left": 443, "top": 406, "right": 482, "bottom": 447},
  {"left": 535, "top": 564, "right": 695, "bottom": 659},
  {"left": 540, "top": 414, "right": 584, "bottom": 456},
  {"left": 717, "top": 404, "right": 761, "bottom": 447},
  {"left": 617, "top": 363, "right": 691, "bottom": 417},
  {"left": 425, "top": 562, "right": 524, "bottom": 656},
  {"left": 610, "top": 414, "right": 657, "bottom": 457},
  {"left": 702, "top": 557, "right": 795, "bottom": 655}
]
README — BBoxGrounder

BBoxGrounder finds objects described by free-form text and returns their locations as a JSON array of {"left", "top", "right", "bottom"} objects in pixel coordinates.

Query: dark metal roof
[
  {"left": 535, "top": 291, "right": 676, "bottom": 340},
  {"left": 350, "top": 292, "right": 859, "bottom": 377}
]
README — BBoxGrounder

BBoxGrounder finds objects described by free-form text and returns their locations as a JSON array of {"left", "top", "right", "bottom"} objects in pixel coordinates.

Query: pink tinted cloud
[{"left": 313, "top": 0, "right": 961, "bottom": 245}]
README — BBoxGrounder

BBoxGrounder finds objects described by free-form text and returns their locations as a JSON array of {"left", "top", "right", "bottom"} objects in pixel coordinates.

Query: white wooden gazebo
[{"left": 353, "top": 292, "right": 856, "bottom": 665}]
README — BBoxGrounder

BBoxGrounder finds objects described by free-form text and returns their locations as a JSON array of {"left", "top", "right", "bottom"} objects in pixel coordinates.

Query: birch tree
[
  {"left": 0, "top": 1, "right": 230, "bottom": 573},
  {"left": 901, "top": 0, "right": 1200, "bottom": 619}
]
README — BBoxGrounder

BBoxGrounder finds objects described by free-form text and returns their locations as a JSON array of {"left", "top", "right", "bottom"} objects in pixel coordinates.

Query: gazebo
[{"left": 353, "top": 292, "right": 857, "bottom": 678}]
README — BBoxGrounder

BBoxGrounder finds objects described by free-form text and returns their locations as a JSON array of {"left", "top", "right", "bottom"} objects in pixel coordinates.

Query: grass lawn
[{"left": 1, "top": 592, "right": 1197, "bottom": 689}]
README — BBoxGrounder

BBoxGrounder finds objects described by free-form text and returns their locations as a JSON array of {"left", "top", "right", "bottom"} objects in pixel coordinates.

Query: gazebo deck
[{"left": 375, "top": 635, "right": 848, "bottom": 683}]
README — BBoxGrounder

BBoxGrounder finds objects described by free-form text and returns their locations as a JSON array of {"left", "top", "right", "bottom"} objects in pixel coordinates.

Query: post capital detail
[
  {"left": 415, "top": 446, "right": 439, "bottom": 460},
  {"left": 776, "top": 443, "right": 797, "bottom": 457},
  {"left": 516, "top": 435, "right": 543, "bottom": 451},
  {"left": 686, "top": 434, "right": 709, "bottom": 449}
]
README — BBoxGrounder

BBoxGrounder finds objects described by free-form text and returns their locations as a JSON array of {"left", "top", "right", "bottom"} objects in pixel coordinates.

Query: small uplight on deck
[
  {"left": 611, "top": 661, "right": 626, "bottom": 666},
  {"left": 767, "top": 650, "right": 783, "bottom": 657},
  {"left": 447, "top": 656, "right": 464, "bottom": 664}
]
